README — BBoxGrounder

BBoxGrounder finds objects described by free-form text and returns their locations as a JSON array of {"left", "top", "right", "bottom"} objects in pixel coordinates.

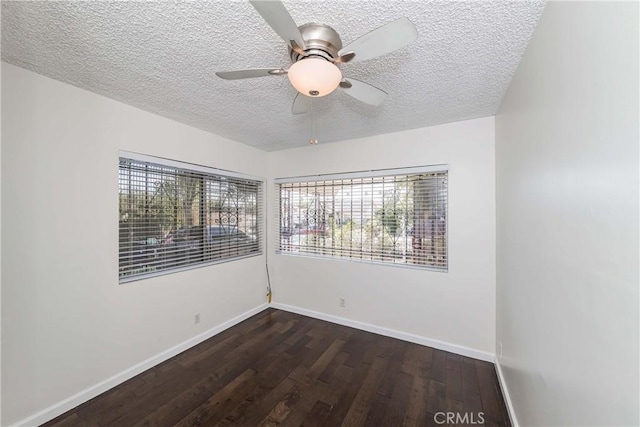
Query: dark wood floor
[{"left": 43, "top": 309, "right": 510, "bottom": 427}]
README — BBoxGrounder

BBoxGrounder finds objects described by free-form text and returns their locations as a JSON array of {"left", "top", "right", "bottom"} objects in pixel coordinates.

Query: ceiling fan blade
[
  {"left": 215, "top": 68, "right": 286, "bottom": 80},
  {"left": 338, "top": 17, "right": 417, "bottom": 63},
  {"left": 249, "top": 0, "right": 306, "bottom": 49},
  {"left": 292, "top": 93, "right": 312, "bottom": 115},
  {"left": 340, "top": 78, "right": 387, "bottom": 106}
]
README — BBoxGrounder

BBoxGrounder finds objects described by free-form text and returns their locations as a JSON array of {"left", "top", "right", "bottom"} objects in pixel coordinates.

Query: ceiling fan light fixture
[{"left": 287, "top": 57, "right": 342, "bottom": 97}]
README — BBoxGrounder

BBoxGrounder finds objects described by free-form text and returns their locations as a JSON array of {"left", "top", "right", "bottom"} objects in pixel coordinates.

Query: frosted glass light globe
[{"left": 287, "top": 58, "right": 342, "bottom": 97}]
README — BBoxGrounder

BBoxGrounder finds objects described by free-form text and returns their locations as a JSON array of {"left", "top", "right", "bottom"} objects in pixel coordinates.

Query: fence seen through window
[
  {"left": 276, "top": 167, "right": 448, "bottom": 271},
  {"left": 119, "top": 155, "right": 262, "bottom": 282}
]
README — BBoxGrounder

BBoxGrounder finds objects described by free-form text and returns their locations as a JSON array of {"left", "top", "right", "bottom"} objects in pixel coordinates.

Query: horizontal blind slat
[
  {"left": 119, "top": 156, "right": 263, "bottom": 282},
  {"left": 276, "top": 168, "right": 447, "bottom": 272}
]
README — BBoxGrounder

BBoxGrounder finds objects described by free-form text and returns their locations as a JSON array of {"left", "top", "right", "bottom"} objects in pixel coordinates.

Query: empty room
[{"left": 1, "top": 0, "right": 638, "bottom": 426}]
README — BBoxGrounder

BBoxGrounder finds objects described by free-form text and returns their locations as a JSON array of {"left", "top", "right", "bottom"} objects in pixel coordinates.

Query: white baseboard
[
  {"left": 270, "top": 302, "right": 494, "bottom": 363},
  {"left": 15, "top": 302, "right": 495, "bottom": 426},
  {"left": 495, "top": 360, "right": 519, "bottom": 427},
  {"left": 14, "top": 303, "right": 269, "bottom": 427}
]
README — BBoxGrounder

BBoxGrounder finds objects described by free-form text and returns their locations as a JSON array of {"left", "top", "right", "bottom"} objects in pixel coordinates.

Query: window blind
[
  {"left": 119, "top": 154, "right": 263, "bottom": 282},
  {"left": 276, "top": 167, "right": 448, "bottom": 271}
]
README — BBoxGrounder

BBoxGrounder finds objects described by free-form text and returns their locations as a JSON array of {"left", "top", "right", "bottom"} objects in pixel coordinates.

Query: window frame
[
  {"left": 118, "top": 151, "right": 264, "bottom": 284},
  {"left": 275, "top": 165, "right": 449, "bottom": 272}
]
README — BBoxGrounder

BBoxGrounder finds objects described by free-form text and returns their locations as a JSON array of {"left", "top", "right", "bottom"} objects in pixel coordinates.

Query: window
[
  {"left": 276, "top": 166, "right": 448, "bottom": 271},
  {"left": 119, "top": 152, "right": 263, "bottom": 282}
]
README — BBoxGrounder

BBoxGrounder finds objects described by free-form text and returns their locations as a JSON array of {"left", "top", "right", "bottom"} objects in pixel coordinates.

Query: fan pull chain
[{"left": 309, "top": 99, "right": 318, "bottom": 145}]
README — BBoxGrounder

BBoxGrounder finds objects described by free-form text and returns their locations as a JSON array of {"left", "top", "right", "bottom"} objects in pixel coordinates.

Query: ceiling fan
[{"left": 215, "top": 0, "right": 418, "bottom": 115}]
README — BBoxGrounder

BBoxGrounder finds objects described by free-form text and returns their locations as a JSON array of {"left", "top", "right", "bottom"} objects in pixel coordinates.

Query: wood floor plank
[
  {"left": 363, "top": 392, "right": 391, "bottom": 426},
  {"left": 403, "top": 375, "right": 429, "bottom": 426},
  {"left": 214, "top": 323, "right": 298, "bottom": 386},
  {"left": 342, "top": 331, "right": 374, "bottom": 369},
  {"left": 258, "top": 385, "right": 302, "bottom": 425},
  {"left": 376, "top": 339, "right": 409, "bottom": 398},
  {"left": 476, "top": 360, "right": 511, "bottom": 427},
  {"left": 429, "top": 349, "right": 447, "bottom": 383},
  {"left": 224, "top": 320, "right": 287, "bottom": 361},
  {"left": 216, "top": 341, "right": 313, "bottom": 426},
  {"left": 132, "top": 379, "right": 215, "bottom": 427},
  {"left": 287, "top": 334, "right": 336, "bottom": 384},
  {"left": 380, "top": 370, "right": 413, "bottom": 426},
  {"left": 319, "top": 362, "right": 365, "bottom": 426},
  {"left": 300, "top": 338, "right": 346, "bottom": 385},
  {"left": 176, "top": 332, "right": 240, "bottom": 368},
  {"left": 446, "top": 352, "right": 463, "bottom": 372},
  {"left": 339, "top": 356, "right": 388, "bottom": 426},
  {"left": 461, "top": 357, "right": 485, "bottom": 418},
  {"left": 427, "top": 379, "right": 446, "bottom": 415},
  {"left": 42, "top": 309, "right": 511, "bottom": 427},
  {"left": 300, "top": 400, "right": 333, "bottom": 427},
  {"left": 316, "top": 350, "right": 349, "bottom": 385},
  {"left": 219, "top": 377, "right": 298, "bottom": 427},
  {"left": 446, "top": 365, "right": 465, "bottom": 402},
  {"left": 402, "top": 343, "right": 426, "bottom": 377},
  {"left": 84, "top": 363, "right": 208, "bottom": 426},
  {"left": 283, "top": 317, "right": 315, "bottom": 347},
  {"left": 174, "top": 368, "right": 257, "bottom": 427},
  {"left": 461, "top": 356, "right": 481, "bottom": 392},
  {"left": 41, "top": 413, "right": 84, "bottom": 427}
]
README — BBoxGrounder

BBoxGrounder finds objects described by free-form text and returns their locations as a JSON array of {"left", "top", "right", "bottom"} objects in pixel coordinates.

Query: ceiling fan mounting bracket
[{"left": 289, "top": 23, "right": 343, "bottom": 64}]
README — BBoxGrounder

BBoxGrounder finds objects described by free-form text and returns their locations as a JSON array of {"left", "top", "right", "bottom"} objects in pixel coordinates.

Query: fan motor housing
[{"left": 290, "top": 23, "right": 343, "bottom": 63}]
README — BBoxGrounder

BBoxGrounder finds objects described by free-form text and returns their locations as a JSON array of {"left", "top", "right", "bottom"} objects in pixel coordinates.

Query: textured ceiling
[{"left": 2, "top": 1, "right": 545, "bottom": 151}]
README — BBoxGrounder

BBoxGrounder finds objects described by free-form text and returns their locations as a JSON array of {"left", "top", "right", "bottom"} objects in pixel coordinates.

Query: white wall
[
  {"left": 268, "top": 117, "right": 496, "bottom": 357},
  {"left": 0, "top": 6, "right": 3, "bottom": 423},
  {"left": 495, "top": 2, "right": 639, "bottom": 426},
  {"left": 1, "top": 63, "right": 269, "bottom": 425}
]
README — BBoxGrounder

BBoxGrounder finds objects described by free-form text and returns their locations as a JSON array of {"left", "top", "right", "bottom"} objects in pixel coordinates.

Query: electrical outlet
[
  {"left": 194, "top": 313, "right": 201, "bottom": 325},
  {"left": 339, "top": 297, "right": 346, "bottom": 308}
]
